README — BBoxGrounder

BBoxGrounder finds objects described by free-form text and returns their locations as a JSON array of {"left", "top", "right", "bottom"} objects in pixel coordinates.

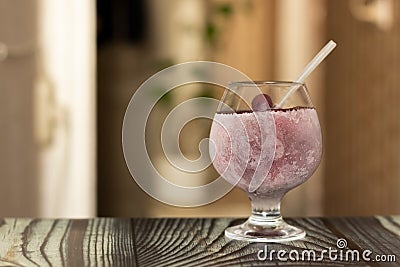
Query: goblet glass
[{"left": 209, "top": 81, "right": 322, "bottom": 242}]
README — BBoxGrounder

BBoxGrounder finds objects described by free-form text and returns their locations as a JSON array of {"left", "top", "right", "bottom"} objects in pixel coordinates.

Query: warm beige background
[
  {"left": 0, "top": 0, "right": 38, "bottom": 216},
  {"left": 324, "top": 0, "right": 400, "bottom": 215}
]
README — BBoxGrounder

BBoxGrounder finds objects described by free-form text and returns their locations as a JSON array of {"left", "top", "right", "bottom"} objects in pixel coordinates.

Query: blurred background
[{"left": 0, "top": 0, "right": 399, "bottom": 217}]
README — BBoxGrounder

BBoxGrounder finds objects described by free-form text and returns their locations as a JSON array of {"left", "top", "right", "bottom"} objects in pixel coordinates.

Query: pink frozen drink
[{"left": 210, "top": 106, "right": 322, "bottom": 203}]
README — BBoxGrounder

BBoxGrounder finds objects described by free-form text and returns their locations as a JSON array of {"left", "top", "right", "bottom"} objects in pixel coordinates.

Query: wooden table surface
[{"left": 0, "top": 216, "right": 399, "bottom": 266}]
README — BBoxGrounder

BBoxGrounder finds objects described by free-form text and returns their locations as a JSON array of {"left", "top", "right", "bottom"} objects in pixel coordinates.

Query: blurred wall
[
  {"left": 325, "top": 0, "right": 400, "bottom": 215},
  {"left": 0, "top": 0, "right": 39, "bottom": 216},
  {"left": 0, "top": 0, "right": 96, "bottom": 217}
]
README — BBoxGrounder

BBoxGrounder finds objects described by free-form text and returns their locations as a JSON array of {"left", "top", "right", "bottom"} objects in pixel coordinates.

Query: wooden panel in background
[
  {"left": 325, "top": 0, "right": 400, "bottom": 215},
  {"left": 0, "top": 0, "right": 38, "bottom": 216}
]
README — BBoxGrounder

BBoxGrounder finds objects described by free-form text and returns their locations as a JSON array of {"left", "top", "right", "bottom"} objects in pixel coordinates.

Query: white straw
[{"left": 276, "top": 40, "right": 337, "bottom": 108}]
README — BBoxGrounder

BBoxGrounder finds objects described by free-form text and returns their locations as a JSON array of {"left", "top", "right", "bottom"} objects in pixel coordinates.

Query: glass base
[{"left": 225, "top": 216, "right": 306, "bottom": 242}]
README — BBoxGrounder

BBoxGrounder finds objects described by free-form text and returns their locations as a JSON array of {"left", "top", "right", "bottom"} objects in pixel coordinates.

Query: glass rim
[{"left": 228, "top": 80, "right": 305, "bottom": 87}]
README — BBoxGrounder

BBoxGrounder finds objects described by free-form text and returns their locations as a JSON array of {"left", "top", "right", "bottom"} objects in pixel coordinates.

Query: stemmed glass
[{"left": 209, "top": 81, "right": 322, "bottom": 242}]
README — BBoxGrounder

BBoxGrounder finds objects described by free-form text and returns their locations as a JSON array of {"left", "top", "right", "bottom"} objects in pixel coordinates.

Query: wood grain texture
[
  {"left": 0, "top": 218, "right": 136, "bottom": 266},
  {"left": 0, "top": 217, "right": 399, "bottom": 266}
]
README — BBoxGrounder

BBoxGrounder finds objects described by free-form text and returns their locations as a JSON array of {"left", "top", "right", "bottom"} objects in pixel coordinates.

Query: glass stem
[{"left": 248, "top": 196, "right": 283, "bottom": 226}]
